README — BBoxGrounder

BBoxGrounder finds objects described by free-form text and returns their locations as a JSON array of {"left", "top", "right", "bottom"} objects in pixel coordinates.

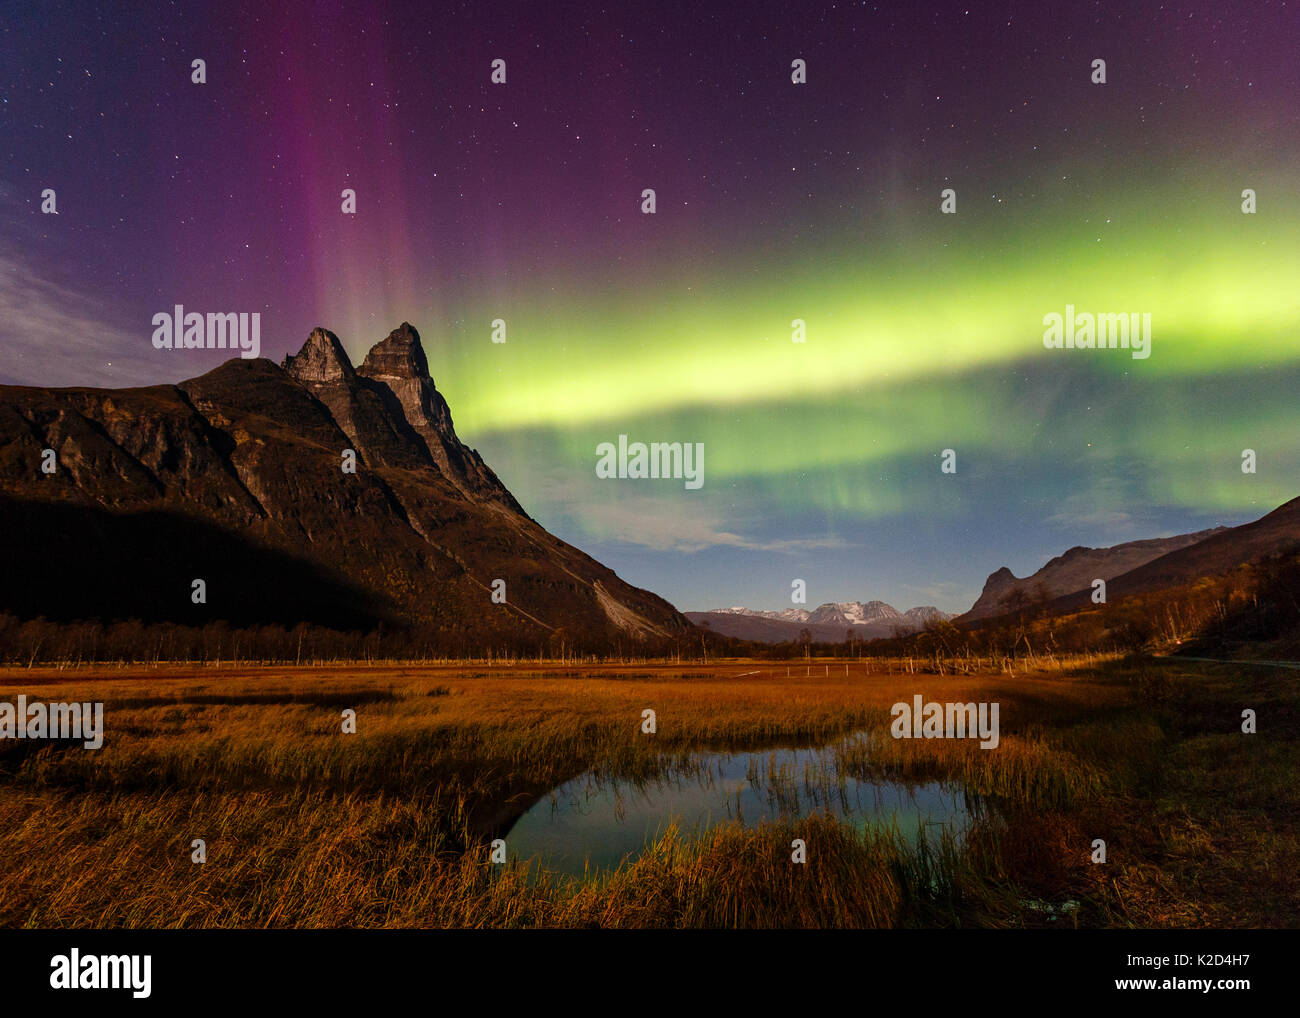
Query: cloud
[
  {"left": 1044, "top": 505, "right": 1136, "bottom": 530},
  {"left": 525, "top": 484, "right": 852, "bottom": 554},
  {"left": 1043, "top": 476, "right": 1142, "bottom": 532},
  {"left": 0, "top": 254, "right": 159, "bottom": 388}
]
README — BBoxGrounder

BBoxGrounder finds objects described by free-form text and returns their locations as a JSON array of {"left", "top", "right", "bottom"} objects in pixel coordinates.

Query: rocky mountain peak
[
  {"left": 282, "top": 327, "right": 356, "bottom": 384},
  {"left": 982, "top": 566, "right": 1017, "bottom": 591},
  {"left": 0, "top": 333, "right": 688, "bottom": 649},
  {"left": 359, "top": 322, "right": 430, "bottom": 381},
  {"left": 351, "top": 323, "right": 526, "bottom": 513}
]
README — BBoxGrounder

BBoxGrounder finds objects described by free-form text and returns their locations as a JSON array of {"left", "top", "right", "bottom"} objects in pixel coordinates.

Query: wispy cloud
[
  {"left": 1043, "top": 478, "right": 1140, "bottom": 532},
  {"left": 0, "top": 253, "right": 158, "bottom": 388},
  {"left": 538, "top": 491, "right": 852, "bottom": 554}
]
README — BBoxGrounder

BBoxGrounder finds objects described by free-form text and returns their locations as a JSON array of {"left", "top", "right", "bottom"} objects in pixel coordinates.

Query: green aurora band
[{"left": 419, "top": 170, "right": 1298, "bottom": 539}]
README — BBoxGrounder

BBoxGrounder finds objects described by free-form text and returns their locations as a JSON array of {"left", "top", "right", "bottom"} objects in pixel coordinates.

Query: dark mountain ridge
[
  {"left": 961, "top": 527, "right": 1228, "bottom": 622},
  {"left": 1053, "top": 497, "right": 1300, "bottom": 612},
  {"left": 959, "top": 500, "right": 1300, "bottom": 628},
  {"left": 0, "top": 323, "right": 689, "bottom": 652}
]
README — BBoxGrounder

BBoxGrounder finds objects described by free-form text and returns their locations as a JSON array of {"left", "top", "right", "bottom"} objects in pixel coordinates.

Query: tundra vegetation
[{"left": 0, "top": 649, "right": 1293, "bottom": 928}]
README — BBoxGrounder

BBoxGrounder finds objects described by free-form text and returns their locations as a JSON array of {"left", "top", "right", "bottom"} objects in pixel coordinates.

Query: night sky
[{"left": 3, "top": 1, "right": 1298, "bottom": 614}]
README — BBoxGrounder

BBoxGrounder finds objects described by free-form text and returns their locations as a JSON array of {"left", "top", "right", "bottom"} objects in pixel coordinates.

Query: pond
[{"left": 502, "top": 732, "right": 979, "bottom": 878}]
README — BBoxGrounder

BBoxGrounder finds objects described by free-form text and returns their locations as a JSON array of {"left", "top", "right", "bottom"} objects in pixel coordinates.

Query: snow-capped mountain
[
  {"left": 686, "top": 601, "right": 954, "bottom": 643},
  {"left": 806, "top": 601, "right": 905, "bottom": 627}
]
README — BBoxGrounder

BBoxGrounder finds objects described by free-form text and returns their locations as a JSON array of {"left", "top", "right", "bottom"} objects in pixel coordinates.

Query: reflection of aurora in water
[{"left": 503, "top": 732, "right": 981, "bottom": 878}]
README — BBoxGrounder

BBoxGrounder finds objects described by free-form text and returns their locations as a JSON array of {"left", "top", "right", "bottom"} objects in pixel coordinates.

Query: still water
[{"left": 504, "top": 733, "right": 978, "bottom": 878}]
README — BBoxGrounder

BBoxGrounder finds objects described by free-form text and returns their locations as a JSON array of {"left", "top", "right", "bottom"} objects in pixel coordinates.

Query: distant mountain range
[
  {"left": 691, "top": 494, "right": 1300, "bottom": 645},
  {"left": 0, "top": 323, "right": 690, "bottom": 651},
  {"left": 685, "top": 602, "right": 952, "bottom": 643}
]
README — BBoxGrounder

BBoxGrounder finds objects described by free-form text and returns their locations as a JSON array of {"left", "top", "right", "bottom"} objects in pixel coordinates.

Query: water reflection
[{"left": 504, "top": 733, "right": 978, "bottom": 878}]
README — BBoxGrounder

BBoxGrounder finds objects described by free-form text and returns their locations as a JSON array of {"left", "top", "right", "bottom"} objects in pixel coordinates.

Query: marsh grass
[{"left": 0, "top": 657, "right": 1293, "bottom": 927}]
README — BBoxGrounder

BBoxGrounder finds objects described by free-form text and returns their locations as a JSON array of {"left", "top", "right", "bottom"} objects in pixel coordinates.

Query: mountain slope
[
  {"left": 961, "top": 528, "right": 1226, "bottom": 621},
  {"left": 0, "top": 324, "right": 690, "bottom": 652},
  {"left": 1055, "top": 496, "right": 1300, "bottom": 610}
]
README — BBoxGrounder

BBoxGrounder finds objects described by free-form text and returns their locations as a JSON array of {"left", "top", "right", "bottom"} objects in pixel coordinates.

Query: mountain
[
  {"left": 0, "top": 323, "right": 690, "bottom": 652},
  {"left": 685, "top": 601, "right": 954, "bottom": 643},
  {"left": 903, "top": 605, "right": 952, "bottom": 627},
  {"left": 282, "top": 324, "right": 527, "bottom": 513},
  {"left": 708, "top": 606, "right": 814, "bottom": 623},
  {"left": 961, "top": 527, "right": 1227, "bottom": 621},
  {"left": 807, "top": 601, "right": 904, "bottom": 627},
  {"left": 1052, "top": 496, "right": 1300, "bottom": 611}
]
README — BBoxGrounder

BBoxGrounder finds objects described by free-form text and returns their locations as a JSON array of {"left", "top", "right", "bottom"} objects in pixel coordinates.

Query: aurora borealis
[{"left": 3, "top": 1, "right": 1298, "bottom": 613}]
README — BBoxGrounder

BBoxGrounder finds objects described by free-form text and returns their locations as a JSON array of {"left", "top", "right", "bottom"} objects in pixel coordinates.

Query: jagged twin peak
[{"left": 284, "top": 323, "right": 523, "bottom": 513}]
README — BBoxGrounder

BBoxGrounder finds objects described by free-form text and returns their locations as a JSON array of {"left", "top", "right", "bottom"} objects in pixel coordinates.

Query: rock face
[
  {"left": 282, "top": 327, "right": 429, "bottom": 474},
  {"left": 970, "top": 567, "right": 1018, "bottom": 617},
  {"left": 283, "top": 327, "right": 355, "bottom": 384},
  {"left": 353, "top": 322, "right": 523, "bottom": 510},
  {"left": 0, "top": 325, "right": 690, "bottom": 651},
  {"left": 283, "top": 323, "right": 524, "bottom": 510}
]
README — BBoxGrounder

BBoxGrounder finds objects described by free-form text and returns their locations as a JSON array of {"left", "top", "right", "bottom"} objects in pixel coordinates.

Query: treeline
[
  {"left": 1183, "top": 550, "right": 1300, "bottom": 655},
  {"left": 4, "top": 551, "right": 1296, "bottom": 665},
  {"left": 0, "top": 614, "right": 702, "bottom": 666}
]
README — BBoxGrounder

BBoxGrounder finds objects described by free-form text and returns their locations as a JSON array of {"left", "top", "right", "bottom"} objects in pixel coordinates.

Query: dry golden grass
[{"left": 0, "top": 657, "right": 1293, "bottom": 928}]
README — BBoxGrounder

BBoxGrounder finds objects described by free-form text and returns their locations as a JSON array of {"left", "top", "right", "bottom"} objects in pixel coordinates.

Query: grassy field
[{"left": 0, "top": 656, "right": 1294, "bottom": 928}]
